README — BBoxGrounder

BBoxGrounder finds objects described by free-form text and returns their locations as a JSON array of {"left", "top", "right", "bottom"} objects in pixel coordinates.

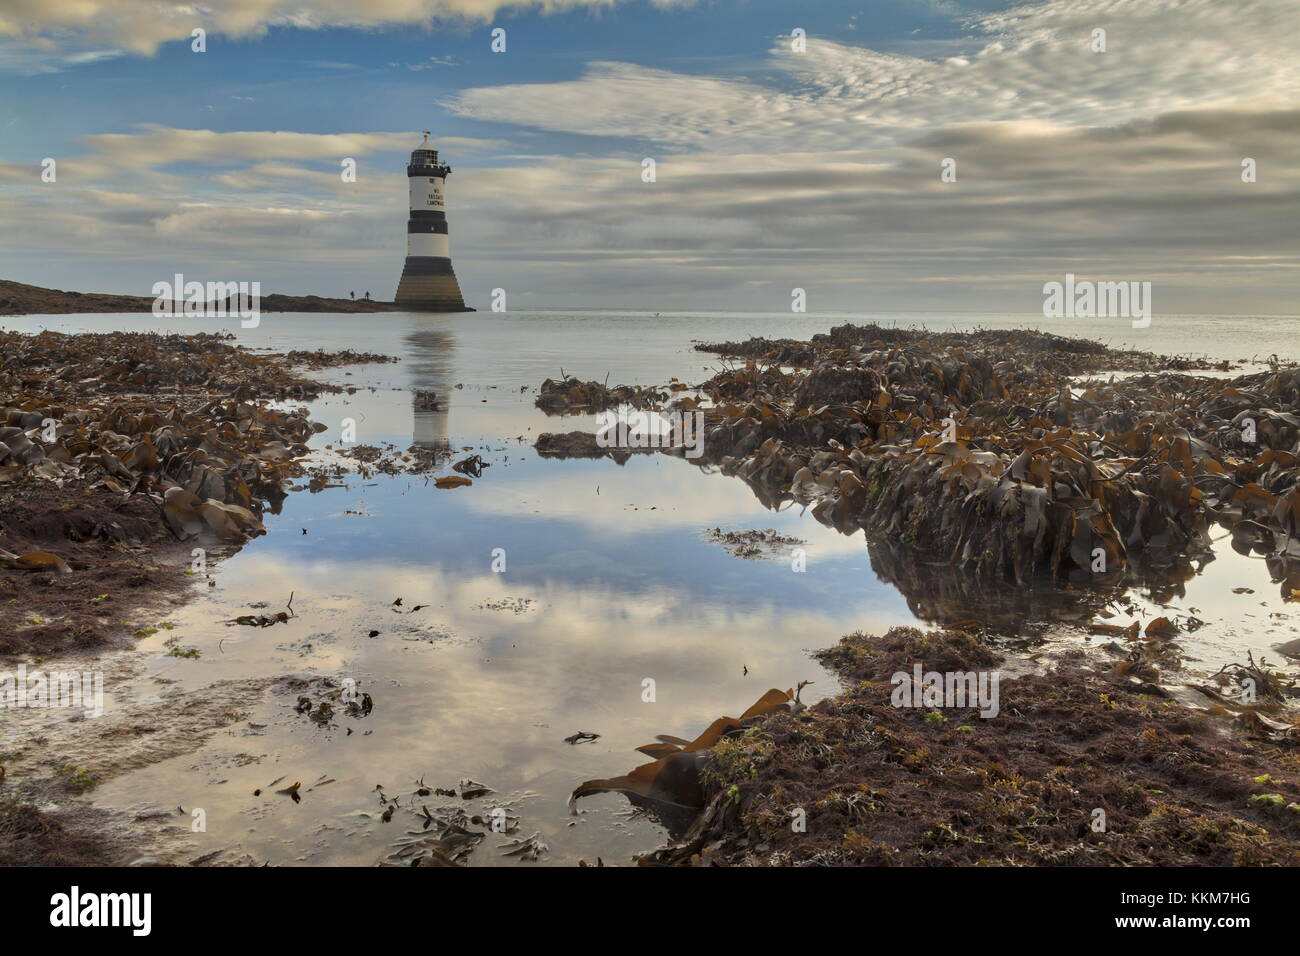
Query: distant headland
[{"left": 0, "top": 279, "right": 403, "bottom": 316}]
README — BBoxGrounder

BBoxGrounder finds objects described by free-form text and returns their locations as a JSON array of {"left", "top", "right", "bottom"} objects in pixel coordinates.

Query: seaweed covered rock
[
  {"left": 792, "top": 364, "right": 881, "bottom": 409},
  {"left": 535, "top": 376, "right": 668, "bottom": 414},
  {"left": 815, "top": 626, "right": 998, "bottom": 681},
  {"left": 686, "top": 325, "right": 1299, "bottom": 588}
]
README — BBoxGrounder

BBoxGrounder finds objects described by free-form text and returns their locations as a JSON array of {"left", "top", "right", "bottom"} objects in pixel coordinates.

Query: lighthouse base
[{"left": 394, "top": 257, "right": 469, "bottom": 312}]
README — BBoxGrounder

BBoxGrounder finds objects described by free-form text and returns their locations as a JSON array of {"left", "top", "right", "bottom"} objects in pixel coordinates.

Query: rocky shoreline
[{"left": 0, "top": 279, "right": 402, "bottom": 316}]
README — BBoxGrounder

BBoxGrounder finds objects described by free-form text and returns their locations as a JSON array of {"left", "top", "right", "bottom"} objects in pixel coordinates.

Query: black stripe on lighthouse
[{"left": 402, "top": 257, "right": 457, "bottom": 276}]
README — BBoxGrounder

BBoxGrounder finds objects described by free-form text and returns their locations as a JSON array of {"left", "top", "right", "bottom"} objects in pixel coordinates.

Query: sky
[{"left": 0, "top": 0, "right": 1297, "bottom": 313}]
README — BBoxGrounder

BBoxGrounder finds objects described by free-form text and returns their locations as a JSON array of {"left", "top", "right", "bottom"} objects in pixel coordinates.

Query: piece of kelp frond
[
  {"left": 380, "top": 810, "right": 485, "bottom": 867},
  {"left": 569, "top": 688, "right": 795, "bottom": 812}
]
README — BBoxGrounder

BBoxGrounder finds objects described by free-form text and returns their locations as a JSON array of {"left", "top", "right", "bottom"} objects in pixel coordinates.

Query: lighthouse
[{"left": 394, "top": 132, "right": 469, "bottom": 312}]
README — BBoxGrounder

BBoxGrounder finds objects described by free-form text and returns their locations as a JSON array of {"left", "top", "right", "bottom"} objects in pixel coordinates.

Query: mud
[
  {"left": 0, "top": 655, "right": 299, "bottom": 866},
  {"left": 8, "top": 670, "right": 279, "bottom": 799},
  {"left": 0, "top": 800, "right": 128, "bottom": 866},
  {"left": 0, "top": 484, "right": 192, "bottom": 656}
]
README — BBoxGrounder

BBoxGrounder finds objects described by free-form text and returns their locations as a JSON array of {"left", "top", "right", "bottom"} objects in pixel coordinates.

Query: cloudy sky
[{"left": 0, "top": 0, "right": 1296, "bottom": 313}]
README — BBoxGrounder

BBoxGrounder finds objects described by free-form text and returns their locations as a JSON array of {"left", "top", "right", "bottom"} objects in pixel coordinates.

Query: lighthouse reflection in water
[{"left": 405, "top": 326, "right": 454, "bottom": 458}]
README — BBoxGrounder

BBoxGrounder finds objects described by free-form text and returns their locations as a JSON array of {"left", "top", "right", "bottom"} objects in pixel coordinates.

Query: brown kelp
[
  {"left": 0, "top": 330, "right": 397, "bottom": 543},
  {"left": 536, "top": 375, "right": 669, "bottom": 414},
  {"left": 0, "top": 330, "right": 392, "bottom": 653},
  {"left": 570, "top": 688, "right": 804, "bottom": 835},
  {"left": 681, "top": 326, "right": 1300, "bottom": 594}
]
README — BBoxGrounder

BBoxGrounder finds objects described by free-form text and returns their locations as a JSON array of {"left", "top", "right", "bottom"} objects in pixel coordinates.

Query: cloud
[
  {"left": 438, "top": 0, "right": 1300, "bottom": 309},
  {"left": 5, "top": 108, "right": 1297, "bottom": 309},
  {"left": 0, "top": 0, "right": 655, "bottom": 55},
  {"left": 2, "top": 0, "right": 1297, "bottom": 312},
  {"left": 0, "top": 126, "right": 417, "bottom": 281},
  {"left": 79, "top": 126, "right": 418, "bottom": 165},
  {"left": 453, "top": 0, "right": 1300, "bottom": 149},
  {"left": 453, "top": 62, "right": 773, "bottom": 147},
  {"left": 0, "top": 37, "right": 124, "bottom": 74},
  {"left": 448, "top": 106, "right": 1300, "bottom": 259}
]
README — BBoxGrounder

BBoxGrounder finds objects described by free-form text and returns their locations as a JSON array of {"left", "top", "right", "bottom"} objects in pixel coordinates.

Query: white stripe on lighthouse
[
  {"left": 407, "top": 233, "right": 450, "bottom": 257},
  {"left": 409, "top": 176, "right": 446, "bottom": 212}
]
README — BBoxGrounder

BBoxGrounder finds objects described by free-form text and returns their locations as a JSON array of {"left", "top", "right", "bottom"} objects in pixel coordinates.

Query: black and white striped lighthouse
[{"left": 394, "top": 132, "right": 469, "bottom": 312}]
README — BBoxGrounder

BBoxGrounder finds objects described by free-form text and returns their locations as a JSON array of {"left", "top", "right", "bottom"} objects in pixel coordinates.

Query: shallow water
[{"left": 7, "top": 309, "right": 1299, "bottom": 865}]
